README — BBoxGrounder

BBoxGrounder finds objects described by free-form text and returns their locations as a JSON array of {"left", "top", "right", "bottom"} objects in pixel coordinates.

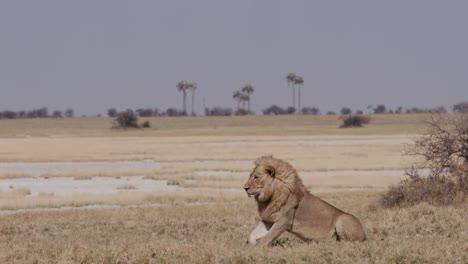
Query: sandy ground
[
  {"left": 0, "top": 161, "right": 160, "bottom": 176},
  {"left": 195, "top": 169, "right": 409, "bottom": 177},
  {"left": 0, "top": 176, "right": 177, "bottom": 196},
  {"left": 206, "top": 137, "right": 413, "bottom": 146},
  {"left": 0, "top": 160, "right": 250, "bottom": 177}
]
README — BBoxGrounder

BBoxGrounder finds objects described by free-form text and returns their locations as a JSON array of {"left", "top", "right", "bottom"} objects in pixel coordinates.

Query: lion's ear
[{"left": 264, "top": 165, "right": 276, "bottom": 177}]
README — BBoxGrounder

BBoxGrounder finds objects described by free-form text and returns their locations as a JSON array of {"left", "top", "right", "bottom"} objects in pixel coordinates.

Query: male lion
[{"left": 243, "top": 156, "right": 366, "bottom": 246}]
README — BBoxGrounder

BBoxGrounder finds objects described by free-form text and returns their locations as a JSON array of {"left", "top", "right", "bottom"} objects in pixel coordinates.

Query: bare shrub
[
  {"left": 140, "top": 120, "right": 151, "bottom": 128},
  {"left": 112, "top": 110, "right": 139, "bottom": 129},
  {"left": 339, "top": 115, "right": 370, "bottom": 128},
  {"left": 453, "top": 101, "right": 468, "bottom": 113},
  {"left": 380, "top": 113, "right": 468, "bottom": 207}
]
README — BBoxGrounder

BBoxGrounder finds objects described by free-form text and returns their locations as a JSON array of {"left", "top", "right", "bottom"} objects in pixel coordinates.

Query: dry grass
[
  {"left": 0, "top": 188, "right": 31, "bottom": 199},
  {"left": 0, "top": 173, "right": 33, "bottom": 179},
  {"left": 0, "top": 114, "right": 428, "bottom": 137},
  {"left": 0, "top": 189, "right": 244, "bottom": 211},
  {"left": 116, "top": 184, "right": 138, "bottom": 190},
  {"left": 40, "top": 169, "right": 160, "bottom": 179},
  {"left": 0, "top": 137, "right": 411, "bottom": 171},
  {"left": 0, "top": 114, "right": 464, "bottom": 263},
  {"left": 0, "top": 193, "right": 466, "bottom": 263}
]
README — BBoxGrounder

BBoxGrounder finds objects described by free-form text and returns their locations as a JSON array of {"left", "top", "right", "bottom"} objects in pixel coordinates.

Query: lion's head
[{"left": 243, "top": 156, "right": 306, "bottom": 204}]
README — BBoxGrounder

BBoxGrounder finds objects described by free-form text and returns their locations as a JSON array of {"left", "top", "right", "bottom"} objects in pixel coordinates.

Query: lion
[{"left": 243, "top": 156, "right": 366, "bottom": 246}]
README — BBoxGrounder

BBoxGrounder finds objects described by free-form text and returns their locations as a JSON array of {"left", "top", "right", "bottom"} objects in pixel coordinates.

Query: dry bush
[
  {"left": 380, "top": 113, "right": 468, "bottom": 207},
  {"left": 339, "top": 115, "right": 370, "bottom": 128},
  {"left": 140, "top": 120, "right": 151, "bottom": 128},
  {"left": 112, "top": 110, "right": 139, "bottom": 129},
  {"left": 379, "top": 168, "right": 467, "bottom": 207}
]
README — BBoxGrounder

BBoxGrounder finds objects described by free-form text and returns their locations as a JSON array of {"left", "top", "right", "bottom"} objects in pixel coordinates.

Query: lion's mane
[{"left": 254, "top": 156, "right": 308, "bottom": 220}]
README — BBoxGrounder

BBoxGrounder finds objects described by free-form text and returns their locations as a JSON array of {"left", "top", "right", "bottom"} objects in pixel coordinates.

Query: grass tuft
[{"left": 116, "top": 184, "right": 137, "bottom": 190}]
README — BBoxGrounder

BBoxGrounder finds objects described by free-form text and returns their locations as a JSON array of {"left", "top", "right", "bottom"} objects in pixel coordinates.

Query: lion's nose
[{"left": 244, "top": 186, "right": 249, "bottom": 192}]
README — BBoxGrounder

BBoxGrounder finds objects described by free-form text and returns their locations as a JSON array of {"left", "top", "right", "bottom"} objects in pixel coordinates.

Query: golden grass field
[{"left": 0, "top": 114, "right": 466, "bottom": 263}]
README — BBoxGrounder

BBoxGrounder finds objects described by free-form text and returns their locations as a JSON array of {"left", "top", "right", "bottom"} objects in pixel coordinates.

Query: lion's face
[{"left": 243, "top": 165, "right": 275, "bottom": 202}]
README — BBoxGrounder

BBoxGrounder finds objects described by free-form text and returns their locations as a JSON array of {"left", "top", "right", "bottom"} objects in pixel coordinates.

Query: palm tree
[
  {"left": 294, "top": 76, "right": 304, "bottom": 113},
  {"left": 286, "top": 73, "right": 297, "bottom": 112},
  {"left": 176, "top": 80, "right": 189, "bottom": 115},
  {"left": 241, "top": 84, "right": 254, "bottom": 113},
  {"left": 188, "top": 82, "right": 197, "bottom": 116},
  {"left": 233, "top": 90, "right": 243, "bottom": 111}
]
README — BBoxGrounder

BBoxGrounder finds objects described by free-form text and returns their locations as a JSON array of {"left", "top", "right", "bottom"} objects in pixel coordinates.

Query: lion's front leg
[
  {"left": 248, "top": 221, "right": 272, "bottom": 245},
  {"left": 257, "top": 218, "right": 289, "bottom": 246}
]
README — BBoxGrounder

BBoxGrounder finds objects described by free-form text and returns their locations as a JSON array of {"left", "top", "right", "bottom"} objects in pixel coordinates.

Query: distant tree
[
  {"left": 356, "top": 110, "right": 364, "bottom": 115},
  {"left": 406, "top": 107, "right": 423, "bottom": 114},
  {"left": 395, "top": 106, "right": 404, "bottom": 114},
  {"left": 233, "top": 90, "right": 243, "bottom": 111},
  {"left": 107, "top": 108, "right": 118, "bottom": 118},
  {"left": 38, "top": 107, "right": 48, "bottom": 118},
  {"left": 235, "top": 109, "right": 249, "bottom": 116},
  {"left": 433, "top": 106, "right": 447, "bottom": 114},
  {"left": 286, "top": 106, "right": 296, "bottom": 114},
  {"left": 65, "top": 108, "right": 74, "bottom": 118},
  {"left": 286, "top": 73, "right": 297, "bottom": 112},
  {"left": 205, "top": 106, "right": 233, "bottom": 116},
  {"left": 1, "top": 110, "right": 17, "bottom": 119},
  {"left": 294, "top": 76, "right": 304, "bottom": 113},
  {"left": 453, "top": 102, "right": 468, "bottom": 113},
  {"left": 374, "top": 104, "right": 387, "bottom": 114},
  {"left": 326, "top": 111, "right": 336, "bottom": 115},
  {"left": 301, "top": 107, "right": 320, "bottom": 115},
  {"left": 52, "top": 110, "right": 63, "bottom": 118},
  {"left": 136, "top": 108, "right": 153, "bottom": 117},
  {"left": 263, "top": 105, "right": 285, "bottom": 115},
  {"left": 176, "top": 80, "right": 190, "bottom": 115},
  {"left": 340, "top": 107, "right": 352, "bottom": 115},
  {"left": 241, "top": 84, "right": 254, "bottom": 113},
  {"left": 188, "top": 82, "right": 197, "bottom": 116},
  {"left": 165, "top": 107, "right": 185, "bottom": 117},
  {"left": 153, "top": 108, "right": 161, "bottom": 117}
]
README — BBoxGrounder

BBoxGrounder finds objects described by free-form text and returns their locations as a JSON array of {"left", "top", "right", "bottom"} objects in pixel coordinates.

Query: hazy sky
[{"left": 1, "top": 1, "right": 467, "bottom": 115}]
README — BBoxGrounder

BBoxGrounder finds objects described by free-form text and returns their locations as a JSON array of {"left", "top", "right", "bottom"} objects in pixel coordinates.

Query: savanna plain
[{"left": 0, "top": 114, "right": 466, "bottom": 263}]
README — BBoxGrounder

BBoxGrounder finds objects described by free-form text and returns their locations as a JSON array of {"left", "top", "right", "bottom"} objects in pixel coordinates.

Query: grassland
[
  {"left": 1, "top": 114, "right": 466, "bottom": 263},
  {"left": 0, "top": 194, "right": 466, "bottom": 264},
  {"left": 0, "top": 113, "right": 427, "bottom": 137}
]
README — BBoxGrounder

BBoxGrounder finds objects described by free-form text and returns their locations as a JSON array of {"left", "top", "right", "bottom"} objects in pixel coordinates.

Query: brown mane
[{"left": 254, "top": 156, "right": 307, "bottom": 220}]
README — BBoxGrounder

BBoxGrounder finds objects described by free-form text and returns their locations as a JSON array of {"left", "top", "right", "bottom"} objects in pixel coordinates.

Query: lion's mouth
[{"left": 247, "top": 192, "right": 259, "bottom": 198}]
